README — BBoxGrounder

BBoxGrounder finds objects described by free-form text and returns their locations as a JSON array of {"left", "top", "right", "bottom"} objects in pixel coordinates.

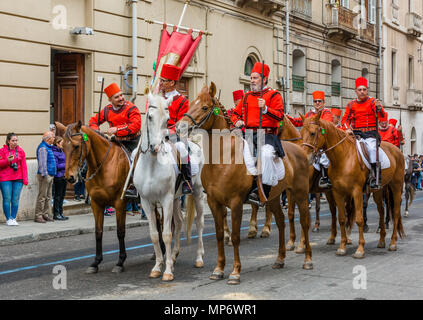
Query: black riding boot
[
  {"left": 369, "top": 163, "right": 379, "bottom": 189},
  {"left": 181, "top": 162, "right": 193, "bottom": 195},
  {"left": 318, "top": 166, "right": 332, "bottom": 189}
]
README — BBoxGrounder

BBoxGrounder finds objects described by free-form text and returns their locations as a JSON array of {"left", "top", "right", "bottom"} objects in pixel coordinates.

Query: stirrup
[
  {"left": 245, "top": 192, "right": 265, "bottom": 207},
  {"left": 318, "top": 178, "right": 331, "bottom": 189},
  {"left": 124, "top": 186, "right": 138, "bottom": 199}
]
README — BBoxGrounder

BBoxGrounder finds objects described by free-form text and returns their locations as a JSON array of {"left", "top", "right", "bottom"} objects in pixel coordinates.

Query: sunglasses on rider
[{"left": 313, "top": 100, "right": 323, "bottom": 103}]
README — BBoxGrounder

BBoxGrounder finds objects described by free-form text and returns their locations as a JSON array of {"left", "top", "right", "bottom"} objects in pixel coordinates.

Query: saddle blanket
[
  {"left": 356, "top": 139, "right": 390, "bottom": 170},
  {"left": 243, "top": 139, "right": 285, "bottom": 186}
]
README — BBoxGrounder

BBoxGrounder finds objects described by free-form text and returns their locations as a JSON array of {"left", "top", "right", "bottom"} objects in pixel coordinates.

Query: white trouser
[
  {"left": 313, "top": 152, "right": 330, "bottom": 171},
  {"left": 362, "top": 137, "right": 377, "bottom": 163}
]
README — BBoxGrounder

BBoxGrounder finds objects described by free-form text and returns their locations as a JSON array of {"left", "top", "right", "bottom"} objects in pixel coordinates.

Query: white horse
[{"left": 133, "top": 93, "right": 205, "bottom": 281}]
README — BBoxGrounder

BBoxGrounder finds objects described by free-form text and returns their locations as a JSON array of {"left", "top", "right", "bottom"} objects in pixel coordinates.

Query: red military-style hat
[
  {"left": 380, "top": 112, "right": 389, "bottom": 122},
  {"left": 251, "top": 62, "right": 270, "bottom": 78},
  {"left": 312, "top": 91, "right": 325, "bottom": 101},
  {"left": 160, "top": 64, "right": 181, "bottom": 81},
  {"left": 331, "top": 108, "right": 342, "bottom": 117},
  {"left": 389, "top": 118, "right": 397, "bottom": 126},
  {"left": 232, "top": 90, "right": 244, "bottom": 103},
  {"left": 104, "top": 83, "right": 122, "bottom": 98},
  {"left": 355, "top": 77, "right": 368, "bottom": 89}
]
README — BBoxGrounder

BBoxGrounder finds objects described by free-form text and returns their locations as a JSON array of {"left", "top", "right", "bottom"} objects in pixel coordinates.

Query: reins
[{"left": 302, "top": 121, "right": 347, "bottom": 157}]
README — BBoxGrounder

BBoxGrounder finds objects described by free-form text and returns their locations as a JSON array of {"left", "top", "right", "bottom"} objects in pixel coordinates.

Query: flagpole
[
  {"left": 177, "top": 1, "right": 190, "bottom": 32},
  {"left": 144, "top": 19, "right": 212, "bottom": 36}
]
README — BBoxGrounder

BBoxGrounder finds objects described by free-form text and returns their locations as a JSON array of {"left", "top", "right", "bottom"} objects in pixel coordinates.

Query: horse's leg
[
  {"left": 261, "top": 205, "right": 272, "bottom": 238},
  {"left": 171, "top": 198, "right": 183, "bottom": 264},
  {"left": 228, "top": 201, "right": 244, "bottom": 285},
  {"left": 373, "top": 190, "right": 386, "bottom": 249},
  {"left": 384, "top": 191, "right": 390, "bottom": 229},
  {"left": 86, "top": 200, "right": 105, "bottom": 274},
  {"left": 193, "top": 190, "right": 205, "bottom": 268},
  {"left": 326, "top": 191, "right": 337, "bottom": 245},
  {"left": 162, "top": 195, "right": 176, "bottom": 281},
  {"left": 223, "top": 209, "right": 232, "bottom": 245},
  {"left": 404, "top": 187, "right": 409, "bottom": 217},
  {"left": 248, "top": 204, "right": 258, "bottom": 238},
  {"left": 352, "top": 188, "right": 366, "bottom": 259},
  {"left": 267, "top": 197, "right": 286, "bottom": 269},
  {"left": 388, "top": 184, "right": 403, "bottom": 251},
  {"left": 333, "top": 191, "right": 348, "bottom": 256},
  {"left": 112, "top": 199, "right": 127, "bottom": 273},
  {"left": 208, "top": 198, "right": 226, "bottom": 281},
  {"left": 286, "top": 191, "right": 296, "bottom": 251},
  {"left": 142, "top": 199, "right": 164, "bottom": 279},
  {"left": 296, "top": 192, "right": 313, "bottom": 269},
  {"left": 362, "top": 192, "right": 369, "bottom": 233},
  {"left": 312, "top": 193, "right": 320, "bottom": 232}
]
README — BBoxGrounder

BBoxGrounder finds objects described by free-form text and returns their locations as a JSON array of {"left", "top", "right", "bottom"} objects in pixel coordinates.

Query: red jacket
[
  {"left": 379, "top": 126, "right": 397, "bottom": 145},
  {"left": 89, "top": 101, "right": 141, "bottom": 140},
  {"left": 0, "top": 145, "right": 28, "bottom": 185},
  {"left": 341, "top": 97, "right": 386, "bottom": 132},
  {"left": 230, "top": 87, "right": 284, "bottom": 130},
  {"left": 168, "top": 94, "right": 189, "bottom": 134},
  {"left": 287, "top": 108, "right": 333, "bottom": 127}
]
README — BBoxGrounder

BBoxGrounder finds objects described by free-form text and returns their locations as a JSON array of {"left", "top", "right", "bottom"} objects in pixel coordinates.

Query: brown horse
[
  {"left": 56, "top": 121, "right": 129, "bottom": 273},
  {"left": 300, "top": 112, "right": 405, "bottom": 258},
  {"left": 180, "top": 83, "right": 312, "bottom": 285}
]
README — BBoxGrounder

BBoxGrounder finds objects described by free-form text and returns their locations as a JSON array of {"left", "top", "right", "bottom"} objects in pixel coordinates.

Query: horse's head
[
  {"left": 55, "top": 120, "right": 90, "bottom": 184},
  {"left": 142, "top": 93, "right": 170, "bottom": 153},
  {"left": 179, "top": 82, "right": 218, "bottom": 132},
  {"left": 300, "top": 110, "right": 326, "bottom": 159}
]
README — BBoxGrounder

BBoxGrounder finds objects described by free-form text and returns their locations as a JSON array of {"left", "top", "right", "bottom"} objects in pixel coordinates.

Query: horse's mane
[
  {"left": 214, "top": 98, "right": 233, "bottom": 128},
  {"left": 64, "top": 122, "right": 111, "bottom": 142}
]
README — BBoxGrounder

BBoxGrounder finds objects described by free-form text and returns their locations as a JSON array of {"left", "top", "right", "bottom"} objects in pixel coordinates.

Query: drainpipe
[
  {"left": 131, "top": 0, "right": 138, "bottom": 103},
  {"left": 377, "top": 0, "right": 382, "bottom": 100},
  {"left": 285, "top": 0, "right": 290, "bottom": 114}
]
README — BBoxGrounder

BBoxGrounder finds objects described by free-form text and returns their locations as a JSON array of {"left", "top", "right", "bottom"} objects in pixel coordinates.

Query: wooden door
[{"left": 54, "top": 53, "right": 85, "bottom": 127}]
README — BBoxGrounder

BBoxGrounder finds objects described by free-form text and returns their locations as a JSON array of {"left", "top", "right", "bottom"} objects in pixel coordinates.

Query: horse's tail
[
  {"left": 346, "top": 197, "right": 355, "bottom": 233},
  {"left": 388, "top": 186, "right": 406, "bottom": 239},
  {"left": 185, "top": 194, "right": 196, "bottom": 245}
]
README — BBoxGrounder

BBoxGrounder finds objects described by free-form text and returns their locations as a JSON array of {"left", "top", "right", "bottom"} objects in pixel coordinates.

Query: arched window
[
  {"left": 244, "top": 55, "right": 258, "bottom": 76},
  {"left": 292, "top": 49, "right": 306, "bottom": 92},
  {"left": 331, "top": 60, "right": 341, "bottom": 97}
]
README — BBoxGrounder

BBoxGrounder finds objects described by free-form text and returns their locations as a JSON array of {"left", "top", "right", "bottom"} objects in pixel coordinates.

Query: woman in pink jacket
[{"left": 0, "top": 133, "right": 28, "bottom": 226}]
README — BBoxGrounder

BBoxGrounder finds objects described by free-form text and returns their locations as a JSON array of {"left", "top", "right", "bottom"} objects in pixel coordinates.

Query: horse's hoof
[
  {"left": 326, "top": 239, "right": 336, "bottom": 245},
  {"left": 312, "top": 227, "right": 319, "bottom": 233},
  {"left": 86, "top": 267, "right": 98, "bottom": 274},
  {"left": 336, "top": 248, "right": 346, "bottom": 256},
  {"left": 112, "top": 266, "right": 124, "bottom": 273},
  {"left": 209, "top": 270, "right": 224, "bottom": 280},
  {"left": 149, "top": 270, "right": 162, "bottom": 279},
  {"left": 404, "top": 211, "right": 409, "bottom": 218},
  {"left": 260, "top": 230, "right": 270, "bottom": 238},
  {"left": 377, "top": 241, "right": 386, "bottom": 249},
  {"left": 295, "top": 247, "right": 305, "bottom": 254},
  {"left": 388, "top": 244, "right": 397, "bottom": 251},
  {"left": 228, "top": 240, "right": 233, "bottom": 246},
  {"left": 227, "top": 274, "right": 240, "bottom": 285},
  {"left": 272, "top": 260, "right": 285, "bottom": 269},
  {"left": 353, "top": 251, "right": 365, "bottom": 259},
  {"left": 347, "top": 239, "right": 352, "bottom": 245},
  {"left": 194, "top": 260, "right": 204, "bottom": 268},
  {"left": 162, "top": 273, "right": 174, "bottom": 282},
  {"left": 247, "top": 231, "right": 257, "bottom": 239},
  {"left": 303, "top": 261, "right": 313, "bottom": 270},
  {"left": 286, "top": 243, "right": 295, "bottom": 251}
]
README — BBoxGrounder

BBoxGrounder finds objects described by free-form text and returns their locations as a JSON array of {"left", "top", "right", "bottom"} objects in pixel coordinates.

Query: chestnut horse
[
  {"left": 180, "top": 83, "right": 312, "bottom": 285},
  {"left": 56, "top": 121, "right": 129, "bottom": 273},
  {"left": 300, "top": 112, "right": 405, "bottom": 258}
]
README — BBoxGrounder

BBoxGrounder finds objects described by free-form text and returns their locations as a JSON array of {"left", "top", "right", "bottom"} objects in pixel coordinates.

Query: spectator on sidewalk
[
  {"left": 52, "top": 136, "right": 69, "bottom": 221},
  {"left": 34, "top": 131, "right": 56, "bottom": 223},
  {"left": 126, "top": 199, "right": 140, "bottom": 216},
  {"left": 0, "top": 133, "right": 28, "bottom": 226}
]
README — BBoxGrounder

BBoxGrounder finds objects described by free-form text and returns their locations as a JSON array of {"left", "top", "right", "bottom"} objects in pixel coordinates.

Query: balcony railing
[
  {"left": 326, "top": 4, "right": 359, "bottom": 41},
  {"left": 292, "top": 0, "right": 312, "bottom": 18},
  {"left": 292, "top": 75, "right": 305, "bottom": 92},
  {"left": 407, "top": 12, "right": 423, "bottom": 38},
  {"left": 331, "top": 82, "right": 341, "bottom": 96},
  {"left": 360, "top": 22, "right": 375, "bottom": 44},
  {"left": 407, "top": 89, "right": 423, "bottom": 111}
]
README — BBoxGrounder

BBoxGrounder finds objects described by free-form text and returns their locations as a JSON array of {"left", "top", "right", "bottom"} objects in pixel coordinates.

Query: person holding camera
[{"left": 0, "top": 133, "right": 28, "bottom": 226}]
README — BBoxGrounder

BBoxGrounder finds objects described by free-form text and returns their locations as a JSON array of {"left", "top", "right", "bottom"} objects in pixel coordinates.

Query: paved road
[{"left": 1, "top": 193, "right": 423, "bottom": 301}]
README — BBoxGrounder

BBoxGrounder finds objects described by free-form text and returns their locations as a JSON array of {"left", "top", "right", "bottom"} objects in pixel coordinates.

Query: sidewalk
[{"left": 0, "top": 202, "right": 253, "bottom": 247}]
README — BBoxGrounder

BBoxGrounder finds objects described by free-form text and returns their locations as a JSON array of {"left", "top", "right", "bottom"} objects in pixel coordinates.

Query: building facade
[
  {"left": 382, "top": 0, "right": 423, "bottom": 155},
  {"left": 0, "top": 0, "right": 393, "bottom": 220}
]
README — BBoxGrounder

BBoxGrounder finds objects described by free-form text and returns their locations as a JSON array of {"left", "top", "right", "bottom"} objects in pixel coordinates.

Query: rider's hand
[
  {"left": 107, "top": 127, "right": 118, "bottom": 135},
  {"left": 258, "top": 98, "right": 266, "bottom": 110},
  {"left": 397, "top": 125, "right": 402, "bottom": 132},
  {"left": 375, "top": 99, "right": 382, "bottom": 112},
  {"left": 235, "top": 120, "right": 244, "bottom": 128}
]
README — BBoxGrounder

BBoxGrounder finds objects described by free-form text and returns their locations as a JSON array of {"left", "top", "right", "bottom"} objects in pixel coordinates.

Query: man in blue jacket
[{"left": 34, "top": 131, "right": 56, "bottom": 223}]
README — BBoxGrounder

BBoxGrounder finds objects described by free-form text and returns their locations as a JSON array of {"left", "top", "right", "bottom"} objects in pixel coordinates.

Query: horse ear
[
  {"left": 209, "top": 82, "right": 217, "bottom": 98},
  {"left": 55, "top": 122, "right": 66, "bottom": 132},
  {"left": 299, "top": 113, "right": 305, "bottom": 122},
  {"left": 76, "top": 120, "right": 82, "bottom": 132}
]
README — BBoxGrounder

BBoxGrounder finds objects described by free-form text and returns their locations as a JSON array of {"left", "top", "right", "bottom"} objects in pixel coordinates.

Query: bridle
[
  {"left": 140, "top": 105, "right": 166, "bottom": 154},
  {"left": 69, "top": 131, "right": 111, "bottom": 182},
  {"left": 301, "top": 121, "right": 347, "bottom": 158}
]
